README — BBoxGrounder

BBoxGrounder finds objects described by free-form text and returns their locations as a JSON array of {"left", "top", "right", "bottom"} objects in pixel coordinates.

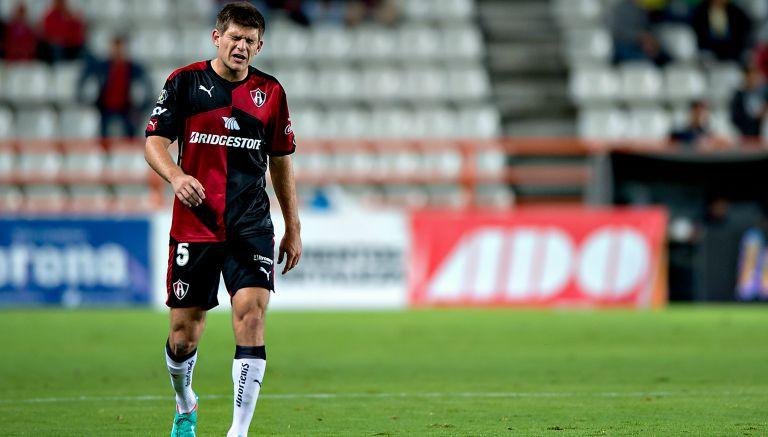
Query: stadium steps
[
  {"left": 476, "top": 0, "right": 582, "bottom": 203},
  {"left": 476, "top": 0, "right": 575, "bottom": 138}
]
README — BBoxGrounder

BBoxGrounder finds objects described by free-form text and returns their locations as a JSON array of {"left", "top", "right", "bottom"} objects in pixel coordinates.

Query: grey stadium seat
[
  {"left": 0, "top": 106, "right": 13, "bottom": 139},
  {"left": 352, "top": 26, "right": 397, "bottom": 60},
  {"left": 657, "top": 24, "right": 698, "bottom": 63},
  {"left": 618, "top": 62, "right": 663, "bottom": 102},
  {"left": 625, "top": 107, "right": 671, "bottom": 141},
  {"left": 552, "top": 0, "right": 603, "bottom": 28},
  {"left": 3, "top": 62, "right": 52, "bottom": 104},
  {"left": 59, "top": 106, "right": 100, "bottom": 139},
  {"left": 51, "top": 61, "right": 84, "bottom": 104},
  {"left": 397, "top": 25, "right": 441, "bottom": 60},
  {"left": 569, "top": 67, "right": 620, "bottom": 104},
  {"left": 15, "top": 107, "right": 58, "bottom": 139},
  {"left": 564, "top": 28, "right": 613, "bottom": 65},
  {"left": 706, "top": 62, "right": 744, "bottom": 104},
  {"left": 664, "top": 64, "right": 707, "bottom": 103},
  {"left": 577, "top": 107, "right": 628, "bottom": 140}
]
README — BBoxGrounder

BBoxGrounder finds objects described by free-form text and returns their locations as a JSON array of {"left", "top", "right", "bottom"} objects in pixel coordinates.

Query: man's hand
[
  {"left": 277, "top": 230, "right": 302, "bottom": 275},
  {"left": 171, "top": 174, "right": 206, "bottom": 207}
]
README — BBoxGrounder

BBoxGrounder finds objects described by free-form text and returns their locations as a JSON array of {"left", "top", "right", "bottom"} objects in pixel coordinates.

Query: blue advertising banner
[{"left": 0, "top": 218, "right": 151, "bottom": 307}]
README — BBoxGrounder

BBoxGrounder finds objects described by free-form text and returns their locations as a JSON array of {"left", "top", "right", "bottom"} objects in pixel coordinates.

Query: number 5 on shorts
[{"left": 176, "top": 243, "right": 190, "bottom": 266}]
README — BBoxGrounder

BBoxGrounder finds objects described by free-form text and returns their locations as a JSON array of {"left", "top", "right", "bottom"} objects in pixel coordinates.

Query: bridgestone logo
[{"left": 189, "top": 131, "right": 261, "bottom": 150}]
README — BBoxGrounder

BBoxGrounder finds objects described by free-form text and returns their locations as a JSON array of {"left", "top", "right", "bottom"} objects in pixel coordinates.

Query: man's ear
[
  {"left": 212, "top": 29, "right": 220, "bottom": 48},
  {"left": 255, "top": 39, "right": 264, "bottom": 55}
]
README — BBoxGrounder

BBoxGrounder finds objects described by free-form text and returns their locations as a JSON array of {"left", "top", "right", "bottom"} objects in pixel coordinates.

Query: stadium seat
[
  {"left": 51, "top": 61, "right": 84, "bottom": 104},
  {"left": 178, "top": 27, "right": 218, "bottom": 63},
  {"left": 397, "top": 25, "right": 441, "bottom": 60},
  {"left": 369, "top": 107, "right": 414, "bottom": 138},
  {"left": 0, "top": 145, "right": 15, "bottom": 179},
  {"left": 403, "top": 67, "right": 448, "bottom": 100},
  {"left": 360, "top": 67, "right": 401, "bottom": 101},
  {"left": 423, "top": 149, "right": 463, "bottom": 177},
  {"left": 618, "top": 62, "right": 663, "bottom": 102},
  {"left": 577, "top": 107, "right": 628, "bottom": 140},
  {"left": 69, "top": 184, "right": 111, "bottom": 212},
  {"left": 442, "top": 25, "right": 484, "bottom": 59},
  {"left": 0, "top": 185, "right": 23, "bottom": 212},
  {"left": 15, "top": 108, "right": 58, "bottom": 139},
  {"left": 17, "top": 145, "right": 63, "bottom": 181},
  {"left": 563, "top": 28, "right": 613, "bottom": 65},
  {"left": 663, "top": 64, "right": 707, "bottom": 103},
  {"left": 314, "top": 68, "right": 360, "bottom": 101},
  {"left": 308, "top": 26, "right": 353, "bottom": 61},
  {"left": 569, "top": 67, "right": 620, "bottom": 104},
  {"left": 62, "top": 142, "right": 106, "bottom": 180},
  {"left": 447, "top": 66, "right": 491, "bottom": 100},
  {"left": 475, "top": 184, "right": 513, "bottom": 208},
  {"left": 112, "top": 183, "right": 155, "bottom": 212},
  {"left": 706, "top": 62, "right": 744, "bottom": 104},
  {"left": 476, "top": 149, "right": 506, "bottom": 175},
  {"left": 625, "top": 107, "right": 671, "bottom": 141},
  {"left": 382, "top": 184, "right": 430, "bottom": 208},
  {"left": 324, "top": 108, "right": 371, "bottom": 139},
  {"left": 272, "top": 66, "right": 315, "bottom": 101},
  {"left": 413, "top": 107, "right": 458, "bottom": 138},
  {"left": 107, "top": 145, "right": 148, "bottom": 181},
  {"left": 657, "top": 24, "right": 698, "bottom": 63},
  {"left": 85, "top": 25, "right": 114, "bottom": 58},
  {"left": 130, "top": 29, "right": 178, "bottom": 63},
  {"left": 457, "top": 106, "right": 501, "bottom": 138},
  {"left": 174, "top": 0, "right": 214, "bottom": 22},
  {"left": 0, "top": 106, "right": 13, "bottom": 139},
  {"left": 709, "top": 107, "right": 738, "bottom": 138},
  {"left": 437, "top": 0, "right": 476, "bottom": 21},
  {"left": 59, "top": 106, "right": 100, "bottom": 138},
  {"left": 552, "top": 0, "right": 603, "bottom": 27},
  {"left": 2, "top": 62, "right": 52, "bottom": 104},
  {"left": 128, "top": 0, "right": 173, "bottom": 24},
  {"left": 290, "top": 106, "right": 323, "bottom": 139},
  {"left": 268, "top": 25, "right": 310, "bottom": 60},
  {"left": 352, "top": 26, "right": 397, "bottom": 60},
  {"left": 737, "top": 0, "right": 768, "bottom": 21},
  {"left": 81, "top": 0, "right": 127, "bottom": 23},
  {"left": 397, "top": 0, "right": 432, "bottom": 21}
]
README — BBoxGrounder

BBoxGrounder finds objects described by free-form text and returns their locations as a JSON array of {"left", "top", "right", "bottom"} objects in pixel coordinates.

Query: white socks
[
  {"left": 227, "top": 345, "right": 267, "bottom": 437},
  {"left": 165, "top": 340, "right": 198, "bottom": 414}
]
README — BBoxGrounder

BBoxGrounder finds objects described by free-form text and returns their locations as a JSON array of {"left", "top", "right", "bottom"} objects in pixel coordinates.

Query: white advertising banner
[{"left": 151, "top": 210, "right": 408, "bottom": 310}]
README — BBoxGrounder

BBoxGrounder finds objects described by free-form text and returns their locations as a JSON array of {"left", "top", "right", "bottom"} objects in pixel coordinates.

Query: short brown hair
[{"left": 215, "top": 2, "right": 266, "bottom": 37}]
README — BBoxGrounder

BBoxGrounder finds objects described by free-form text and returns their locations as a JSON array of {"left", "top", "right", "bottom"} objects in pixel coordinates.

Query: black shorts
[{"left": 166, "top": 234, "right": 275, "bottom": 310}]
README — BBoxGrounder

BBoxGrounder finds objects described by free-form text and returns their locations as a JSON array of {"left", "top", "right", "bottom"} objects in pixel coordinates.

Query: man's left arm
[{"left": 269, "top": 155, "right": 301, "bottom": 275}]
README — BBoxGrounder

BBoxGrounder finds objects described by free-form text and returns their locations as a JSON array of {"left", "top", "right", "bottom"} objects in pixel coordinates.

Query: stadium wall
[{"left": 0, "top": 207, "right": 668, "bottom": 310}]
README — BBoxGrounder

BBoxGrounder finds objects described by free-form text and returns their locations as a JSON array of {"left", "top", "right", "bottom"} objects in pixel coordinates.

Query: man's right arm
[{"left": 144, "top": 135, "right": 205, "bottom": 207}]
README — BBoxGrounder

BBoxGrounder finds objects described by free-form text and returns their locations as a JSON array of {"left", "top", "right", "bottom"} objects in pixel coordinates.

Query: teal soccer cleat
[{"left": 171, "top": 396, "right": 198, "bottom": 437}]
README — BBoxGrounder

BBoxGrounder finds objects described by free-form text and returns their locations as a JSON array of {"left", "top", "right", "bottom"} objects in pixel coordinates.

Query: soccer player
[{"left": 143, "top": 3, "right": 301, "bottom": 436}]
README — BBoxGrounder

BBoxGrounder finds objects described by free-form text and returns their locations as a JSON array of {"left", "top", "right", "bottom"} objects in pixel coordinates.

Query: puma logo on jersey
[
  {"left": 222, "top": 117, "right": 240, "bottom": 130},
  {"left": 259, "top": 266, "right": 271, "bottom": 281},
  {"left": 198, "top": 84, "right": 213, "bottom": 97}
]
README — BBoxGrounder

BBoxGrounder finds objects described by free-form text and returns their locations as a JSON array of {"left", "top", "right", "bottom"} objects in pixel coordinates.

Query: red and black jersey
[{"left": 146, "top": 60, "right": 296, "bottom": 242}]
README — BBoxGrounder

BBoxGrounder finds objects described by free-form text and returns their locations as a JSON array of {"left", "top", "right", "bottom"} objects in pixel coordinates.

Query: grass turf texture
[{"left": 0, "top": 306, "right": 766, "bottom": 436}]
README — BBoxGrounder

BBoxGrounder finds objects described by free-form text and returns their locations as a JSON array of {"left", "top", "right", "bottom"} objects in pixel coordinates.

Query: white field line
[{"left": 0, "top": 391, "right": 694, "bottom": 405}]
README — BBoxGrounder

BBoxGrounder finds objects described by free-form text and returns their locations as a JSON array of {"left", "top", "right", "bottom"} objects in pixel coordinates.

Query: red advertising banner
[{"left": 409, "top": 208, "right": 668, "bottom": 308}]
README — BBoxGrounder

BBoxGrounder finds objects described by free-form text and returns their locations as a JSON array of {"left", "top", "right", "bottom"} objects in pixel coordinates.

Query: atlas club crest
[
  {"left": 250, "top": 88, "right": 266, "bottom": 107},
  {"left": 172, "top": 280, "right": 189, "bottom": 300}
]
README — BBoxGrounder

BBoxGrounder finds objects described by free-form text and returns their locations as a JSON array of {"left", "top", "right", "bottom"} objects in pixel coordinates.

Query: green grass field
[{"left": 0, "top": 306, "right": 766, "bottom": 436}]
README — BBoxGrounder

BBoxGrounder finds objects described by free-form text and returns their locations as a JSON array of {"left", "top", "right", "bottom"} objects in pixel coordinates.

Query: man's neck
[{"left": 211, "top": 58, "right": 247, "bottom": 82}]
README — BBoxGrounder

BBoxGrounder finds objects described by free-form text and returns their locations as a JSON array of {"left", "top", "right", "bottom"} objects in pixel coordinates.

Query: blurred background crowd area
[{"left": 1, "top": 0, "right": 768, "bottom": 214}]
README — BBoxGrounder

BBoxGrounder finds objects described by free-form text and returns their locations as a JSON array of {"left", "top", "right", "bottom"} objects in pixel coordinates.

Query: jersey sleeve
[
  {"left": 267, "top": 84, "right": 297, "bottom": 156},
  {"left": 145, "top": 73, "right": 182, "bottom": 141}
]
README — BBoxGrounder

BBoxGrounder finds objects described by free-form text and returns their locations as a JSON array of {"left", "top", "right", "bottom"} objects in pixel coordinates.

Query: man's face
[{"left": 213, "top": 23, "right": 263, "bottom": 73}]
